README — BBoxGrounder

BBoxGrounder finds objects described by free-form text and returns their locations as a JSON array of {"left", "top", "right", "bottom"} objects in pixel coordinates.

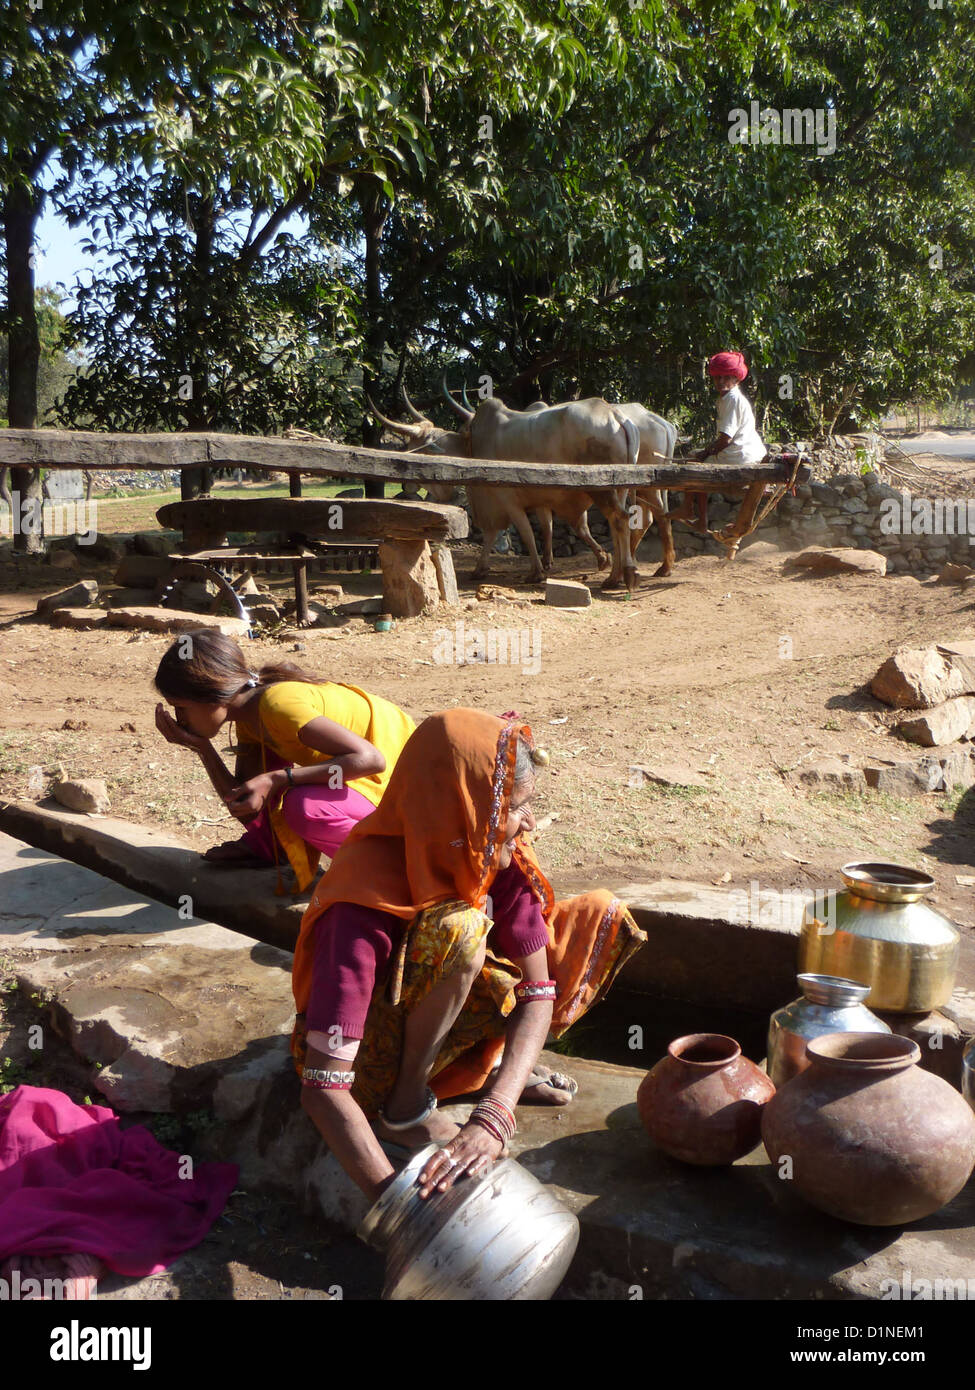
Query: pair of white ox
[{"left": 370, "top": 384, "right": 678, "bottom": 591}]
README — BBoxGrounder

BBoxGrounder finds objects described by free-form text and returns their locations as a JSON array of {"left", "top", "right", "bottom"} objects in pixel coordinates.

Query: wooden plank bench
[{"left": 156, "top": 496, "right": 469, "bottom": 620}]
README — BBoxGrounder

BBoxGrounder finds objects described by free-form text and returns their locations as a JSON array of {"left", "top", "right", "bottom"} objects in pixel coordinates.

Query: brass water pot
[{"left": 798, "top": 862, "right": 959, "bottom": 1013}]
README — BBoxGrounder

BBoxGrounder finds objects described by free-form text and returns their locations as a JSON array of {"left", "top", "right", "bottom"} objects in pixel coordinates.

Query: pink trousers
[{"left": 240, "top": 774, "right": 376, "bottom": 861}]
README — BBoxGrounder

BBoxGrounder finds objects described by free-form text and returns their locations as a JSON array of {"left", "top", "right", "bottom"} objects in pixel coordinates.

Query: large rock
[
  {"left": 897, "top": 696, "right": 975, "bottom": 748},
  {"left": 48, "top": 549, "right": 80, "bottom": 572},
  {"left": 938, "top": 562, "right": 975, "bottom": 585},
  {"left": 871, "top": 646, "right": 975, "bottom": 709},
  {"left": 36, "top": 579, "right": 98, "bottom": 614},
  {"left": 379, "top": 538, "right": 441, "bottom": 617},
  {"left": 784, "top": 547, "right": 887, "bottom": 576},
  {"left": 51, "top": 778, "right": 111, "bottom": 814}
]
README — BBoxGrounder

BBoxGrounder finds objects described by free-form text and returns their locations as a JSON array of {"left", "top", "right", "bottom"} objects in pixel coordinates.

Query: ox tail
[{"left": 618, "top": 414, "right": 640, "bottom": 468}]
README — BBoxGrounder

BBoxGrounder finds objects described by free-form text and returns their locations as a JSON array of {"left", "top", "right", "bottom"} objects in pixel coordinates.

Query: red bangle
[{"left": 514, "top": 979, "right": 557, "bottom": 1002}]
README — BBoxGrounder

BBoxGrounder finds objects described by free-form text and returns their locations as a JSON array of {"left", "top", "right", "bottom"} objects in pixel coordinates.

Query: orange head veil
[{"left": 292, "top": 708, "right": 554, "bottom": 1014}]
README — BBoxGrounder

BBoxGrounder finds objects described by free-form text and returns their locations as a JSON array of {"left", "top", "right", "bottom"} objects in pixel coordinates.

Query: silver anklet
[{"left": 378, "top": 1087, "right": 438, "bottom": 1131}]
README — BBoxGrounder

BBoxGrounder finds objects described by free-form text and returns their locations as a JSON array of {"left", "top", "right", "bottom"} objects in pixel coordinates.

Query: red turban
[{"left": 708, "top": 351, "right": 748, "bottom": 381}]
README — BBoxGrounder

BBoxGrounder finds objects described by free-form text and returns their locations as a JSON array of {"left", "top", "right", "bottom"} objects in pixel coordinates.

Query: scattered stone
[
  {"left": 871, "top": 647, "right": 975, "bottom": 710},
  {"left": 784, "top": 547, "right": 887, "bottom": 577},
  {"left": 476, "top": 584, "right": 522, "bottom": 603},
  {"left": 78, "top": 533, "right": 125, "bottom": 563},
  {"left": 106, "top": 587, "right": 158, "bottom": 608},
  {"left": 335, "top": 596, "right": 382, "bottom": 617},
  {"left": 49, "top": 607, "right": 110, "bottom": 630},
  {"left": 897, "top": 696, "right": 975, "bottom": 748},
  {"left": 48, "top": 549, "right": 79, "bottom": 571},
  {"left": 120, "top": 722, "right": 137, "bottom": 733},
  {"left": 113, "top": 553, "right": 172, "bottom": 587},
  {"left": 863, "top": 759, "right": 944, "bottom": 797},
  {"left": 61, "top": 719, "right": 90, "bottom": 732},
  {"left": 432, "top": 543, "right": 460, "bottom": 605},
  {"left": 51, "top": 778, "right": 111, "bottom": 814},
  {"left": 244, "top": 600, "right": 282, "bottom": 627},
  {"left": 795, "top": 757, "right": 864, "bottom": 789},
  {"left": 335, "top": 486, "right": 365, "bottom": 499},
  {"left": 232, "top": 572, "right": 261, "bottom": 596},
  {"left": 36, "top": 580, "right": 98, "bottom": 614},
  {"left": 545, "top": 578, "right": 592, "bottom": 608},
  {"left": 132, "top": 531, "right": 174, "bottom": 557},
  {"left": 628, "top": 763, "right": 709, "bottom": 790},
  {"left": 938, "top": 561, "right": 974, "bottom": 586}
]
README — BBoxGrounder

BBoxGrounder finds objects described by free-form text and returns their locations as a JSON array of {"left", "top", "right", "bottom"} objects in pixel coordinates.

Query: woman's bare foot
[
  {"left": 202, "top": 839, "right": 267, "bottom": 866},
  {"left": 519, "top": 1062, "right": 578, "bottom": 1106}
]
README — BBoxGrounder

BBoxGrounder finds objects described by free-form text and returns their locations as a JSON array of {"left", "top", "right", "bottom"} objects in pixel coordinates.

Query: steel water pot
[
  {"left": 358, "top": 1144, "right": 580, "bottom": 1300},
  {"left": 767, "top": 973, "right": 891, "bottom": 1088},
  {"left": 798, "top": 861, "right": 959, "bottom": 1012}
]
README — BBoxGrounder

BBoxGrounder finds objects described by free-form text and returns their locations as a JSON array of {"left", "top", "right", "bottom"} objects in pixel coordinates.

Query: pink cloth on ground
[
  {"left": 241, "top": 780, "right": 376, "bottom": 861},
  {"left": 0, "top": 1087, "right": 237, "bottom": 1277},
  {"left": 306, "top": 860, "right": 552, "bottom": 1040}
]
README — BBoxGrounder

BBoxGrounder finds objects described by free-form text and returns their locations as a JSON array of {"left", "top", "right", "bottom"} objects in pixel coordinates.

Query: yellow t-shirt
[{"left": 237, "top": 681, "right": 415, "bottom": 808}]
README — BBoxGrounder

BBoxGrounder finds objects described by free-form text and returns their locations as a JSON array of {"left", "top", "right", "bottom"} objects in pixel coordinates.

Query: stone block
[
  {"left": 48, "top": 549, "right": 79, "bottom": 571},
  {"left": 378, "top": 538, "right": 441, "bottom": 617},
  {"left": 871, "top": 646, "right": 975, "bottom": 709},
  {"left": 36, "top": 580, "right": 98, "bottom": 614},
  {"left": 795, "top": 757, "right": 864, "bottom": 790},
  {"left": 784, "top": 547, "right": 886, "bottom": 576},
  {"left": 113, "top": 553, "right": 172, "bottom": 587},
  {"left": 431, "top": 543, "right": 459, "bottom": 605},
  {"left": 51, "top": 778, "right": 111, "bottom": 814},
  {"left": 545, "top": 578, "right": 592, "bottom": 608},
  {"left": 897, "top": 696, "right": 975, "bottom": 747},
  {"left": 49, "top": 607, "right": 110, "bottom": 630}
]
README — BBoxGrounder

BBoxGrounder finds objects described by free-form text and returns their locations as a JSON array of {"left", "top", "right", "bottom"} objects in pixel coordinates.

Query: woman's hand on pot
[
  {"left": 223, "top": 772, "right": 279, "bottom": 820},
  {"left": 154, "top": 703, "right": 210, "bottom": 752},
  {"left": 416, "top": 1122, "right": 505, "bottom": 1199}
]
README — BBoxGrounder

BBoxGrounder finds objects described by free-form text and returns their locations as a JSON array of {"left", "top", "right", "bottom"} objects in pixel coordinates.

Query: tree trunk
[
  {"left": 180, "top": 192, "right": 215, "bottom": 500},
  {"left": 360, "top": 187, "right": 389, "bottom": 501},
  {"left": 3, "top": 177, "right": 44, "bottom": 552}
]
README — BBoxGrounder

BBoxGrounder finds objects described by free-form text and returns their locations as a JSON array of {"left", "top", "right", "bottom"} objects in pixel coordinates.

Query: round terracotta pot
[
  {"left": 762, "top": 1031, "right": 975, "bottom": 1226},
  {"left": 637, "top": 1033, "right": 775, "bottom": 1166}
]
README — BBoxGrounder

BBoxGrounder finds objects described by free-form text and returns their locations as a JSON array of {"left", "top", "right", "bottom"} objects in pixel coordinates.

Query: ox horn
[
  {"left": 461, "top": 380, "right": 474, "bottom": 411},
  {"left": 364, "top": 391, "right": 428, "bottom": 441},
  {"left": 441, "top": 369, "right": 474, "bottom": 422},
  {"left": 400, "top": 384, "right": 429, "bottom": 423}
]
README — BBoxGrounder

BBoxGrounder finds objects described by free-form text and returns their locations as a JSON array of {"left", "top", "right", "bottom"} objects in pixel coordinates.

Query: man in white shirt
[{"left": 672, "top": 351, "right": 767, "bottom": 531}]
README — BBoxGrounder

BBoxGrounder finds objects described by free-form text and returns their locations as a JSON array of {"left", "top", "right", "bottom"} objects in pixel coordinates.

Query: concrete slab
[
  {"left": 0, "top": 801, "right": 307, "bottom": 950},
  {"left": 0, "top": 833, "right": 294, "bottom": 1112},
  {"left": 616, "top": 878, "right": 803, "bottom": 1011}
]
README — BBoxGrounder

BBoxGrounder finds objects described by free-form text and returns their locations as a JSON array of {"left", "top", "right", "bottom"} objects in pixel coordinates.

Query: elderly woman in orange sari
[{"left": 292, "top": 708, "right": 645, "bottom": 1202}]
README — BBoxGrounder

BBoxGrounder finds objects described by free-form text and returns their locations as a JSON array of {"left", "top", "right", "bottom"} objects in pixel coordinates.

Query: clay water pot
[
  {"left": 762, "top": 1032, "right": 975, "bottom": 1226},
  {"left": 637, "top": 1033, "right": 775, "bottom": 1166}
]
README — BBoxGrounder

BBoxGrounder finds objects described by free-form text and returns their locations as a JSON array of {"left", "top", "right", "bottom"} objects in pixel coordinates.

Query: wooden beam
[
  {"left": 156, "top": 496, "right": 469, "bottom": 541},
  {"left": 0, "top": 428, "right": 810, "bottom": 491}
]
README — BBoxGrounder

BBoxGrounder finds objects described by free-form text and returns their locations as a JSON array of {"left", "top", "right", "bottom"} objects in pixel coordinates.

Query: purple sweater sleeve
[
  {"left": 488, "top": 861, "right": 551, "bottom": 962},
  {"left": 306, "top": 902, "right": 405, "bottom": 1039}
]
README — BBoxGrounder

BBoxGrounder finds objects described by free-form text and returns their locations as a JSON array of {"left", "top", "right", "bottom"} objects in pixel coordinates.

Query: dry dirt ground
[{"left": 1, "top": 511, "right": 974, "bottom": 929}]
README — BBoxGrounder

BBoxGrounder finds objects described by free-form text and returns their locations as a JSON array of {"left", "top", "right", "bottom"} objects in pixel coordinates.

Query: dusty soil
[{"left": 1, "top": 506, "right": 974, "bottom": 929}]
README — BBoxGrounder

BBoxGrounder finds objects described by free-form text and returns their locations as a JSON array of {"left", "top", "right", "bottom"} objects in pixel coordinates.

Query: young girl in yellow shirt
[{"left": 153, "top": 632, "right": 415, "bottom": 889}]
